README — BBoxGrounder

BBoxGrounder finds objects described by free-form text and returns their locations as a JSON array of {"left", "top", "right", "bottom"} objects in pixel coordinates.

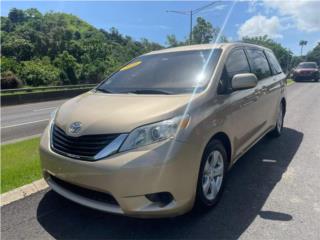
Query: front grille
[
  {"left": 50, "top": 175, "right": 119, "bottom": 206},
  {"left": 51, "top": 124, "right": 119, "bottom": 160}
]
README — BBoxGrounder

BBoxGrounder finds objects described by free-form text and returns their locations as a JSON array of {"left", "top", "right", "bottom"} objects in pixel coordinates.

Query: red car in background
[{"left": 293, "top": 62, "right": 319, "bottom": 82}]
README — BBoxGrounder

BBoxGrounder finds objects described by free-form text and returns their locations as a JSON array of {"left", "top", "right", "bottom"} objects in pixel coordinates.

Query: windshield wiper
[
  {"left": 95, "top": 88, "right": 114, "bottom": 94},
  {"left": 124, "top": 89, "right": 172, "bottom": 95}
]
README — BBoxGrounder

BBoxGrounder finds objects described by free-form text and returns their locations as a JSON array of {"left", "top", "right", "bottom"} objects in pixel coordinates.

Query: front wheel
[
  {"left": 195, "top": 140, "right": 228, "bottom": 210},
  {"left": 269, "top": 103, "right": 284, "bottom": 137}
]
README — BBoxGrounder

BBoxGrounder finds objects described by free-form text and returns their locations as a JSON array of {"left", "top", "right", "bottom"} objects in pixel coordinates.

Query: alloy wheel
[
  {"left": 202, "top": 150, "right": 224, "bottom": 201},
  {"left": 277, "top": 106, "right": 283, "bottom": 132}
]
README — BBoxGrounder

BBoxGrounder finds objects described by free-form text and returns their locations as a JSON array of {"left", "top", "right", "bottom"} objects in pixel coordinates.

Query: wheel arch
[
  {"left": 207, "top": 132, "right": 232, "bottom": 166},
  {"left": 281, "top": 97, "right": 286, "bottom": 114}
]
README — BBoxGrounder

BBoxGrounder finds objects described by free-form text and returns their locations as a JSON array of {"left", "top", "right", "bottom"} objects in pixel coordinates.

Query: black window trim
[
  {"left": 264, "top": 49, "right": 283, "bottom": 76},
  {"left": 244, "top": 47, "right": 273, "bottom": 81},
  {"left": 217, "top": 47, "right": 251, "bottom": 95}
]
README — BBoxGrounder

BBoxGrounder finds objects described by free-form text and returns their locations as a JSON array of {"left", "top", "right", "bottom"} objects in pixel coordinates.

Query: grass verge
[
  {"left": 1, "top": 137, "right": 41, "bottom": 193},
  {"left": 287, "top": 79, "right": 295, "bottom": 86}
]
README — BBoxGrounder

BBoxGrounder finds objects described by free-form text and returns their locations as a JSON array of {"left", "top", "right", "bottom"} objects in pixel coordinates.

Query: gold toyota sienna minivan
[{"left": 40, "top": 43, "right": 287, "bottom": 218}]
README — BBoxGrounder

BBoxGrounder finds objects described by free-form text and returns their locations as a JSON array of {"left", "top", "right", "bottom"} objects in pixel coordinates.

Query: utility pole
[
  {"left": 167, "top": 1, "right": 221, "bottom": 45},
  {"left": 190, "top": 10, "right": 193, "bottom": 44}
]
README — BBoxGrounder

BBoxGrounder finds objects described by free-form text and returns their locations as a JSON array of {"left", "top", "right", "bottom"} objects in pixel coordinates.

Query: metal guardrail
[{"left": 0, "top": 84, "right": 96, "bottom": 94}]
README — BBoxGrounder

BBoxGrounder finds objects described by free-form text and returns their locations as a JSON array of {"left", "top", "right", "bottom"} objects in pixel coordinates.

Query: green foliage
[
  {"left": 166, "top": 17, "right": 227, "bottom": 47},
  {"left": 1, "top": 8, "right": 163, "bottom": 87},
  {"left": 18, "top": 59, "right": 60, "bottom": 86},
  {"left": 54, "top": 51, "right": 80, "bottom": 84},
  {"left": 242, "top": 35, "right": 293, "bottom": 72},
  {"left": 1, "top": 71, "right": 22, "bottom": 89},
  {"left": 290, "top": 56, "right": 304, "bottom": 68},
  {"left": 1, "top": 35, "right": 34, "bottom": 61},
  {"left": 8, "top": 8, "right": 26, "bottom": 23},
  {"left": 306, "top": 43, "right": 320, "bottom": 65},
  {"left": 1, "top": 56, "right": 21, "bottom": 73},
  {"left": 192, "top": 17, "right": 216, "bottom": 44},
  {"left": 166, "top": 34, "right": 184, "bottom": 47}
]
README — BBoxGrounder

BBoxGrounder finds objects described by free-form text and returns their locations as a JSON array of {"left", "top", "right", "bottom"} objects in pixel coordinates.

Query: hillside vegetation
[
  {"left": 1, "top": 8, "right": 319, "bottom": 89},
  {"left": 1, "top": 8, "right": 162, "bottom": 88}
]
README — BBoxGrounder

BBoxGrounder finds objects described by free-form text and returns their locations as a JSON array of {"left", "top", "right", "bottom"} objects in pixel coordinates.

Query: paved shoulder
[{"left": 1, "top": 99, "right": 67, "bottom": 143}]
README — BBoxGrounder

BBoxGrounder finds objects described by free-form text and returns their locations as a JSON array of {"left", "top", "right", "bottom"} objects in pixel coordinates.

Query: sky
[{"left": 1, "top": 0, "right": 320, "bottom": 55}]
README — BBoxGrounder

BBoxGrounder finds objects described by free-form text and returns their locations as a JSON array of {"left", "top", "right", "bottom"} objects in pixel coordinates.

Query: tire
[
  {"left": 269, "top": 102, "right": 285, "bottom": 138},
  {"left": 195, "top": 140, "right": 228, "bottom": 210}
]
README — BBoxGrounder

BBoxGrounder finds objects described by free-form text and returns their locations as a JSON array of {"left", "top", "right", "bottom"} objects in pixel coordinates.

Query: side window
[
  {"left": 246, "top": 49, "right": 272, "bottom": 80},
  {"left": 225, "top": 49, "right": 251, "bottom": 79},
  {"left": 218, "top": 49, "right": 250, "bottom": 94},
  {"left": 265, "top": 51, "right": 283, "bottom": 75}
]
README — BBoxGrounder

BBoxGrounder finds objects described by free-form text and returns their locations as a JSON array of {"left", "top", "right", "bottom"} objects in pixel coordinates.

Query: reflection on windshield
[{"left": 97, "top": 49, "right": 222, "bottom": 94}]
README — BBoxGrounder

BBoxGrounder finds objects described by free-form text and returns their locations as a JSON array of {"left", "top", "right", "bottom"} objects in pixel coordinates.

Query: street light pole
[
  {"left": 167, "top": 1, "right": 221, "bottom": 45},
  {"left": 189, "top": 10, "right": 193, "bottom": 44}
]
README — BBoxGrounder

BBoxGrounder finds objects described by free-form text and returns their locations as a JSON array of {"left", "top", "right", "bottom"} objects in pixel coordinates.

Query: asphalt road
[
  {"left": 1, "top": 99, "right": 67, "bottom": 143},
  {"left": 1, "top": 82, "right": 320, "bottom": 239}
]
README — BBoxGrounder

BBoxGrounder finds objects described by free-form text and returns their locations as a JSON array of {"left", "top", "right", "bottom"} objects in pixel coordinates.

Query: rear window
[
  {"left": 246, "top": 49, "right": 272, "bottom": 80},
  {"left": 297, "top": 62, "right": 318, "bottom": 69},
  {"left": 265, "top": 51, "right": 282, "bottom": 75}
]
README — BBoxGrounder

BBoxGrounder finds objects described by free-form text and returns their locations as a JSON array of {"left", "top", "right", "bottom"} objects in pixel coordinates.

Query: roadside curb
[
  {"left": 2, "top": 134, "right": 42, "bottom": 145},
  {"left": 0, "top": 179, "right": 48, "bottom": 207}
]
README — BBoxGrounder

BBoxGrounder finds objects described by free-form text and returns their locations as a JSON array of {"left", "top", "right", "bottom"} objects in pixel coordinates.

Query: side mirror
[{"left": 232, "top": 73, "right": 258, "bottom": 91}]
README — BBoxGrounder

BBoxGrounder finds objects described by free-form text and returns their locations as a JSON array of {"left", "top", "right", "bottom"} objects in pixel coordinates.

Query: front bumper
[
  {"left": 39, "top": 126, "right": 201, "bottom": 218},
  {"left": 294, "top": 72, "right": 319, "bottom": 80}
]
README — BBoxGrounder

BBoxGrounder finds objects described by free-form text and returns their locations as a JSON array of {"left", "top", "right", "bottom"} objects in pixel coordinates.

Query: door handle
[
  {"left": 242, "top": 95, "right": 258, "bottom": 107},
  {"left": 261, "top": 86, "right": 268, "bottom": 94},
  {"left": 254, "top": 89, "right": 261, "bottom": 96}
]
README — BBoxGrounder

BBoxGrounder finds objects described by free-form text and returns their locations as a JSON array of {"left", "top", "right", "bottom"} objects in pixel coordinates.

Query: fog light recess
[{"left": 145, "top": 192, "right": 174, "bottom": 207}]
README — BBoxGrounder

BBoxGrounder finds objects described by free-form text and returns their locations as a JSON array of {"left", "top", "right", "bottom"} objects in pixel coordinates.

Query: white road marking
[
  {"left": 1, "top": 119, "right": 49, "bottom": 129},
  {"left": 33, "top": 107, "right": 57, "bottom": 112}
]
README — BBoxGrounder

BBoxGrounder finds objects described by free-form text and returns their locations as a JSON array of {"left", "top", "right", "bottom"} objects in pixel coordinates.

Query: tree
[
  {"left": 1, "top": 17, "right": 13, "bottom": 32},
  {"left": 0, "top": 56, "right": 21, "bottom": 74},
  {"left": 54, "top": 51, "right": 80, "bottom": 84},
  {"left": 192, "top": 17, "right": 216, "bottom": 44},
  {"left": 1, "top": 71, "right": 22, "bottom": 89},
  {"left": 8, "top": 8, "right": 25, "bottom": 23},
  {"left": 140, "top": 38, "right": 163, "bottom": 53},
  {"left": 166, "top": 34, "right": 184, "bottom": 47},
  {"left": 18, "top": 60, "right": 60, "bottom": 86},
  {"left": 1, "top": 36, "right": 34, "bottom": 61},
  {"left": 24, "top": 8, "right": 42, "bottom": 19},
  {"left": 306, "top": 42, "right": 320, "bottom": 65},
  {"left": 299, "top": 40, "right": 308, "bottom": 56},
  {"left": 1, "top": 8, "right": 164, "bottom": 86},
  {"left": 166, "top": 17, "right": 226, "bottom": 47}
]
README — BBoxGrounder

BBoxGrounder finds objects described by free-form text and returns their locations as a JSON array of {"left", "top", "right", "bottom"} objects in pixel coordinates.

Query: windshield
[
  {"left": 97, "top": 49, "right": 222, "bottom": 94},
  {"left": 297, "top": 62, "right": 318, "bottom": 69}
]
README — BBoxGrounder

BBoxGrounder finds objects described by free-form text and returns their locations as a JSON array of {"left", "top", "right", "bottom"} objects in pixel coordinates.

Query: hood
[{"left": 55, "top": 91, "right": 191, "bottom": 135}]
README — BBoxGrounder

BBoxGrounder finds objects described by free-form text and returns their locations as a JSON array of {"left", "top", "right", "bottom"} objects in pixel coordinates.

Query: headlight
[
  {"left": 50, "top": 108, "right": 58, "bottom": 125},
  {"left": 119, "top": 115, "right": 190, "bottom": 152}
]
